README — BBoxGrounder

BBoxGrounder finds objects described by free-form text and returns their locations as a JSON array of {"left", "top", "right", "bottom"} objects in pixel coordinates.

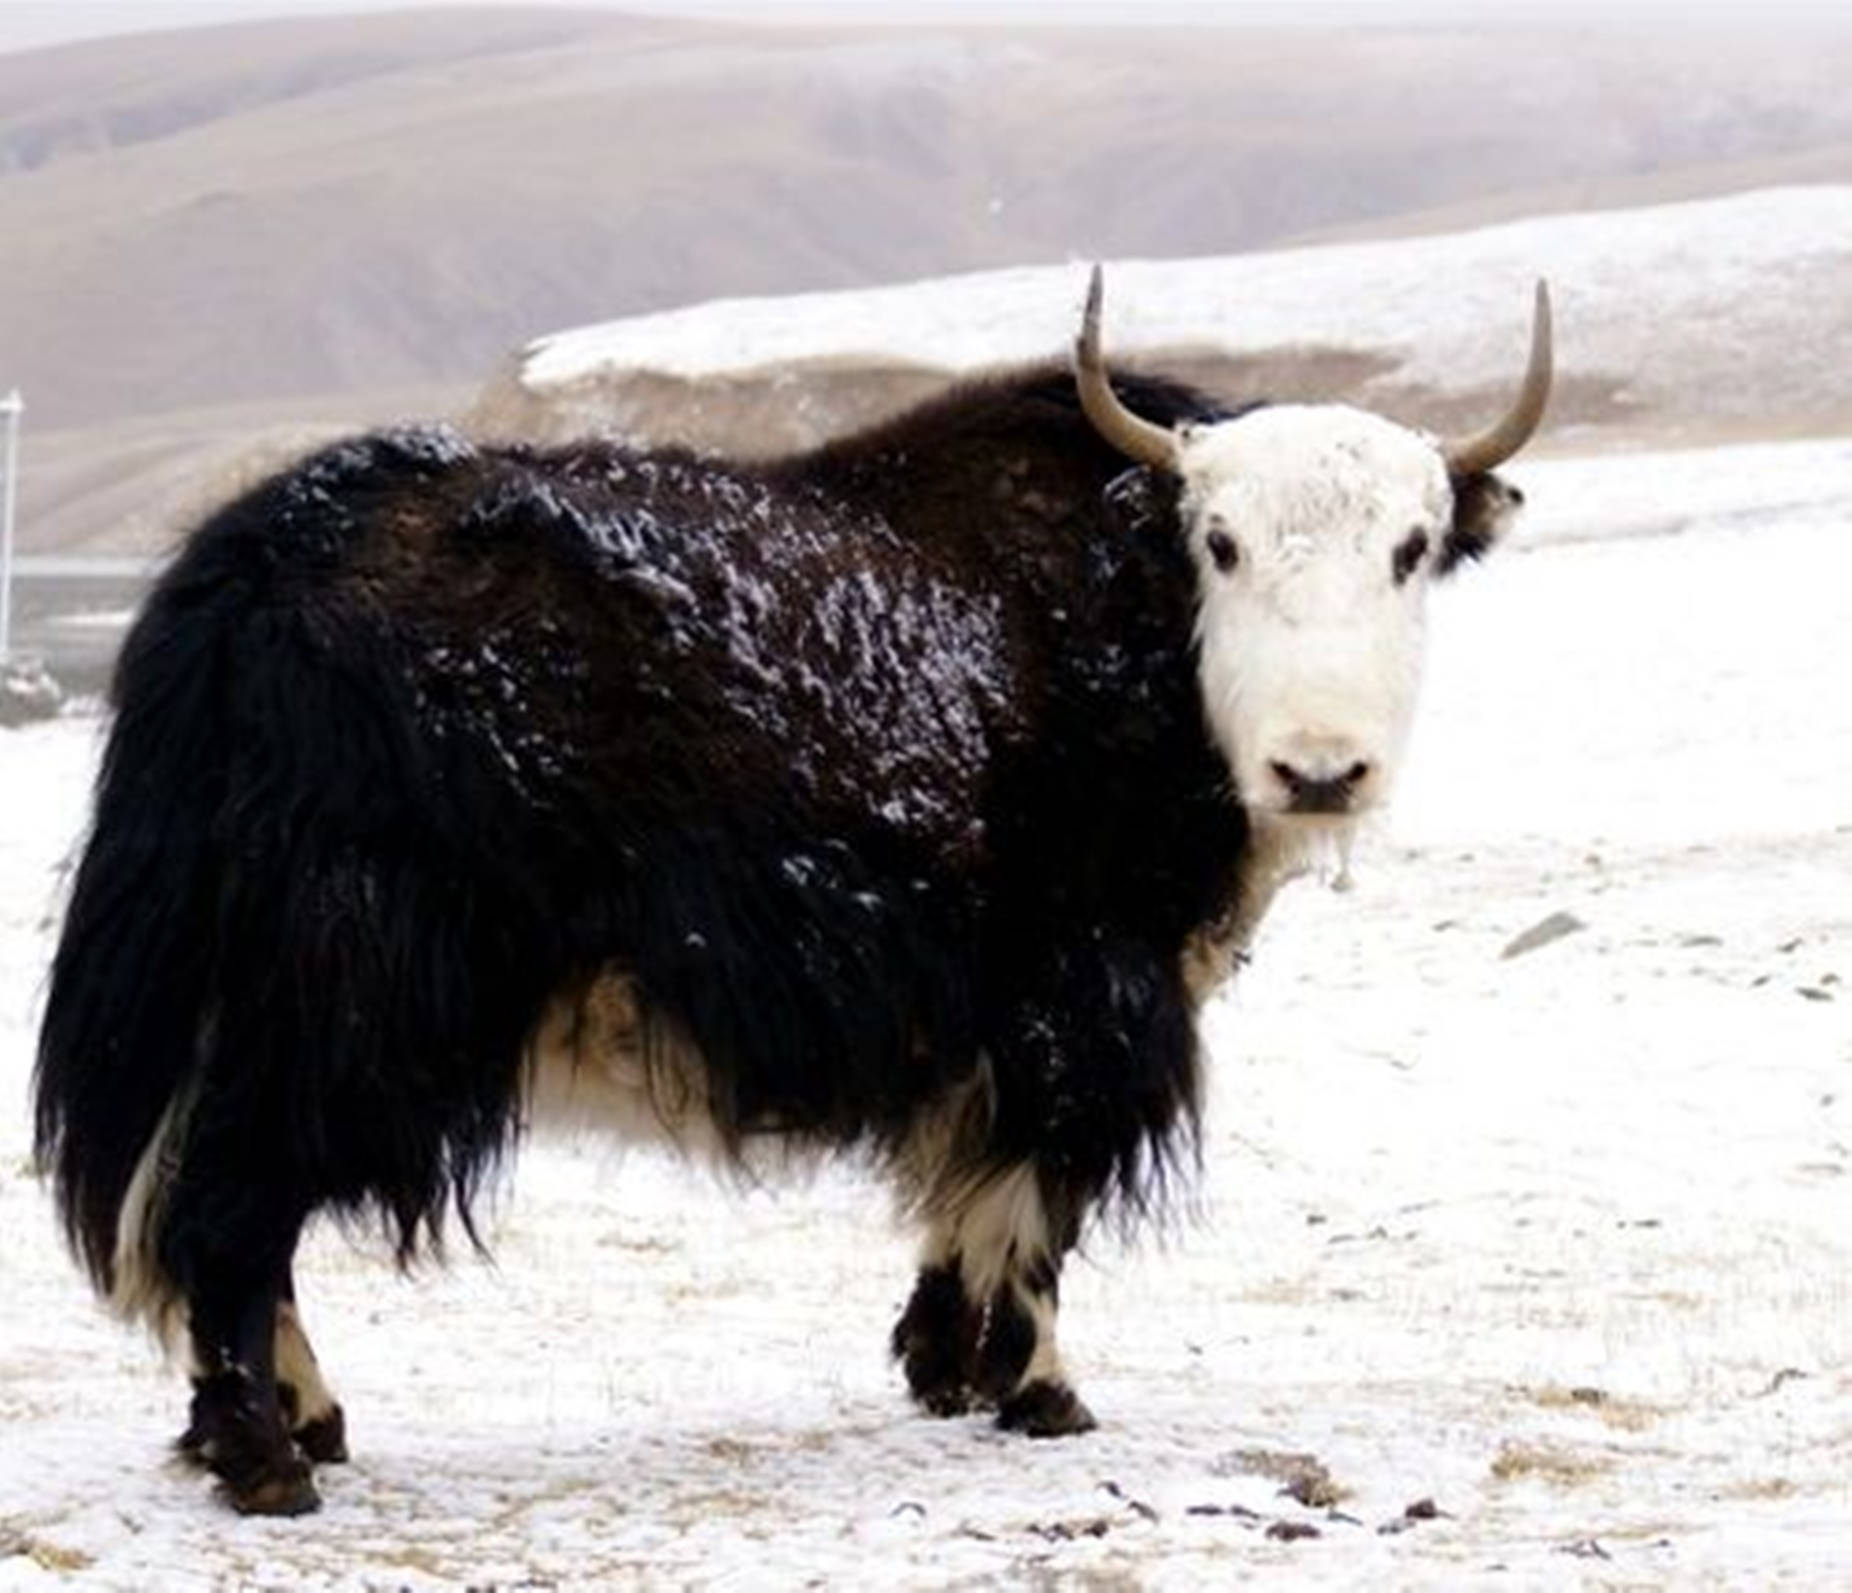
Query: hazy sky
[{"left": 2, "top": 0, "right": 1840, "bottom": 58}]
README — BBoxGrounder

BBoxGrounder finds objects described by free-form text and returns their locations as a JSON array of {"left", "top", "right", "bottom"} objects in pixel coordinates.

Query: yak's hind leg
[
  {"left": 275, "top": 1269, "right": 348, "bottom": 1465},
  {"left": 168, "top": 1165, "right": 319, "bottom": 1515},
  {"left": 178, "top": 1273, "right": 347, "bottom": 1479}
]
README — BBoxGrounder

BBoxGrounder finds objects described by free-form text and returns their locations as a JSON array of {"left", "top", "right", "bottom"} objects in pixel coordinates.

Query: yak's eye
[
  {"left": 1204, "top": 527, "right": 1239, "bottom": 574},
  {"left": 1392, "top": 529, "right": 1430, "bottom": 586}
]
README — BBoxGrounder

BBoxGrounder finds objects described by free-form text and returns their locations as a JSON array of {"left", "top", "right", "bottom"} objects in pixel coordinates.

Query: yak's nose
[{"left": 1269, "top": 757, "right": 1373, "bottom": 815}]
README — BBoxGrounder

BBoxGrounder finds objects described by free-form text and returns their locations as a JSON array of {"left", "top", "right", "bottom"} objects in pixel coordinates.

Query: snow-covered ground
[{"left": 2, "top": 433, "right": 1848, "bottom": 1588}]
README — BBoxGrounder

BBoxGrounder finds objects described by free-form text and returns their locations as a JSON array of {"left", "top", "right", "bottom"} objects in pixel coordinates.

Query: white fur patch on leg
[
  {"left": 950, "top": 1164, "right": 1047, "bottom": 1304},
  {"left": 912, "top": 1216, "right": 958, "bottom": 1275},
  {"left": 1018, "top": 1278, "right": 1066, "bottom": 1388},
  {"left": 274, "top": 1302, "right": 338, "bottom": 1427},
  {"left": 949, "top": 1165, "right": 1073, "bottom": 1396}
]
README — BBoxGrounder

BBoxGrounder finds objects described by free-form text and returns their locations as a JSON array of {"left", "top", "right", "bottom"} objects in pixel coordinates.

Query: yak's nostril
[
  {"left": 1269, "top": 760, "right": 1304, "bottom": 794},
  {"left": 1271, "top": 757, "right": 1370, "bottom": 815}
]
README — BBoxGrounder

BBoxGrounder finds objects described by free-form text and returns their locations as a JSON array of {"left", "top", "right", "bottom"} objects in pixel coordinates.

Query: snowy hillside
[
  {"left": 1, "top": 419, "right": 1848, "bottom": 1583},
  {"left": 483, "top": 186, "right": 1852, "bottom": 455}
]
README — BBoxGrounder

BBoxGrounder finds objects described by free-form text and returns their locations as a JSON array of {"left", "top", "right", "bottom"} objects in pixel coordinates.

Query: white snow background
[{"left": 3, "top": 199, "right": 1851, "bottom": 1589}]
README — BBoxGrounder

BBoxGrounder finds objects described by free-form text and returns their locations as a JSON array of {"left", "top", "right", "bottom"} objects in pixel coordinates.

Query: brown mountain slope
[
  {"left": 5, "top": 8, "right": 1852, "bottom": 556},
  {"left": 6, "top": 8, "right": 1852, "bottom": 435}
]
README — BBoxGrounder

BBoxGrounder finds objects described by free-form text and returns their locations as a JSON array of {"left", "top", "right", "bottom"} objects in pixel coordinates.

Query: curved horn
[
  {"left": 1439, "top": 280, "right": 1554, "bottom": 477},
  {"left": 1073, "top": 264, "right": 1178, "bottom": 471}
]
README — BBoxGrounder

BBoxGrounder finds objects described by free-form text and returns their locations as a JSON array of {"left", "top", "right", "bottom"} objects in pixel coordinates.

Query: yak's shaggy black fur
[{"left": 34, "top": 366, "right": 1251, "bottom": 1511}]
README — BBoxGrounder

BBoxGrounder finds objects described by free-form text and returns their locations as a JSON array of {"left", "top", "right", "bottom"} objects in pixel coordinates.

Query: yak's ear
[
  {"left": 1102, "top": 464, "right": 1182, "bottom": 538},
  {"left": 1438, "top": 470, "right": 1526, "bottom": 576}
]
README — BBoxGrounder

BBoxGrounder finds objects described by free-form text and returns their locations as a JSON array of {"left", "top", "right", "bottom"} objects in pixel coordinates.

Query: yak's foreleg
[
  {"left": 918, "top": 933, "right": 1192, "bottom": 1444},
  {"left": 892, "top": 1164, "right": 1096, "bottom": 1436},
  {"left": 891, "top": 1226, "right": 985, "bottom": 1417},
  {"left": 961, "top": 1169, "right": 1096, "bottom": 1437}
]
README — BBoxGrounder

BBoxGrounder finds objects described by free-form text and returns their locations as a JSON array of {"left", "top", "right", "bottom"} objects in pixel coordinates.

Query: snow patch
[{"left": 2, "top": 437, "right": 1847, "bottom": 1583}]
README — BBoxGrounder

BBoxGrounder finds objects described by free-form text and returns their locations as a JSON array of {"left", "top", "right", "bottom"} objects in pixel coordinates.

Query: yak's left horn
[
  {"left": 1074, "top": 264, "right": 1178, "bottom": 472},
  {"left": 1439, "top": 280, "right": 1554, "bottom": 478}
]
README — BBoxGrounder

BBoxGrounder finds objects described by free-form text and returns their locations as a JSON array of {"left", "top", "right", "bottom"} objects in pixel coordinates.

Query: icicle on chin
[
  {"left": 1252, "top": 809, "right": 1369, "bottom": 899},
  {"left": 1323, "top": 820, "right": 1359, "bottom": 894}
]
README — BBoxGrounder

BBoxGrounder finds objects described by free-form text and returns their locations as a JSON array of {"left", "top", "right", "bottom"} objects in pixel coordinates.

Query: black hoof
[
  {"left": 997, "top": 1378, "right": 1098, "bottom": 1438},
  {"left": 186, "top": 1370, "right": 323, "bottom": 1513},
  {"left": 893, "top": 1263, "right": 983, "bottom": 1421},
  {"left": 914, "top": 1383, "right": 975, "bottom": 1419},
  {"left": 174, "top": 1422, "right": 209, "bottom": 1468},
  {"left": 224, "top": 1457, "right": 321, "bottom": 1517},
  {"left": 296, "top": 1405, "right": 349, "bottom": 1465}
]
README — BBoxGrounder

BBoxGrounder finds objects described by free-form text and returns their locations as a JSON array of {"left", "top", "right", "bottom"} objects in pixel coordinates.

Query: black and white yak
[{"left": 34, "top": 269, "right": 1552, "bottom": 1514}]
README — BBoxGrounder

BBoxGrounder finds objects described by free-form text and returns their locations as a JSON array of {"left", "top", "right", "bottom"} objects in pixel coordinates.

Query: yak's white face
[
  {"left": 1175, "top": 404, "right": 1487, "bottom": 838},
  {"left": 1072, "top": 264, "right": 1549, "bottom": 857}
]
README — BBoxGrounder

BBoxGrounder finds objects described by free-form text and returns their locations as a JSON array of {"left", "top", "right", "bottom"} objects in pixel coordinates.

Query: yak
[{"left": 34, "top": 269, "right": 1551, "bottom": 1514}]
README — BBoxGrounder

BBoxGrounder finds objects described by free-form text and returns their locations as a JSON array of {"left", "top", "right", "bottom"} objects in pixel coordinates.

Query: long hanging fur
[
  {"left": 33, "top": 367, "right": 1249, "bottom": 1331},
  {"left": 34, "top": 432, "right": 569, "bottom": 1306}
]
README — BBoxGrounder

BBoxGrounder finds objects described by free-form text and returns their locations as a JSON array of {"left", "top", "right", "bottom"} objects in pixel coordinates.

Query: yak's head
[{"left": 1075, "top": 266, "right": 1551, "bottom": 851}]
